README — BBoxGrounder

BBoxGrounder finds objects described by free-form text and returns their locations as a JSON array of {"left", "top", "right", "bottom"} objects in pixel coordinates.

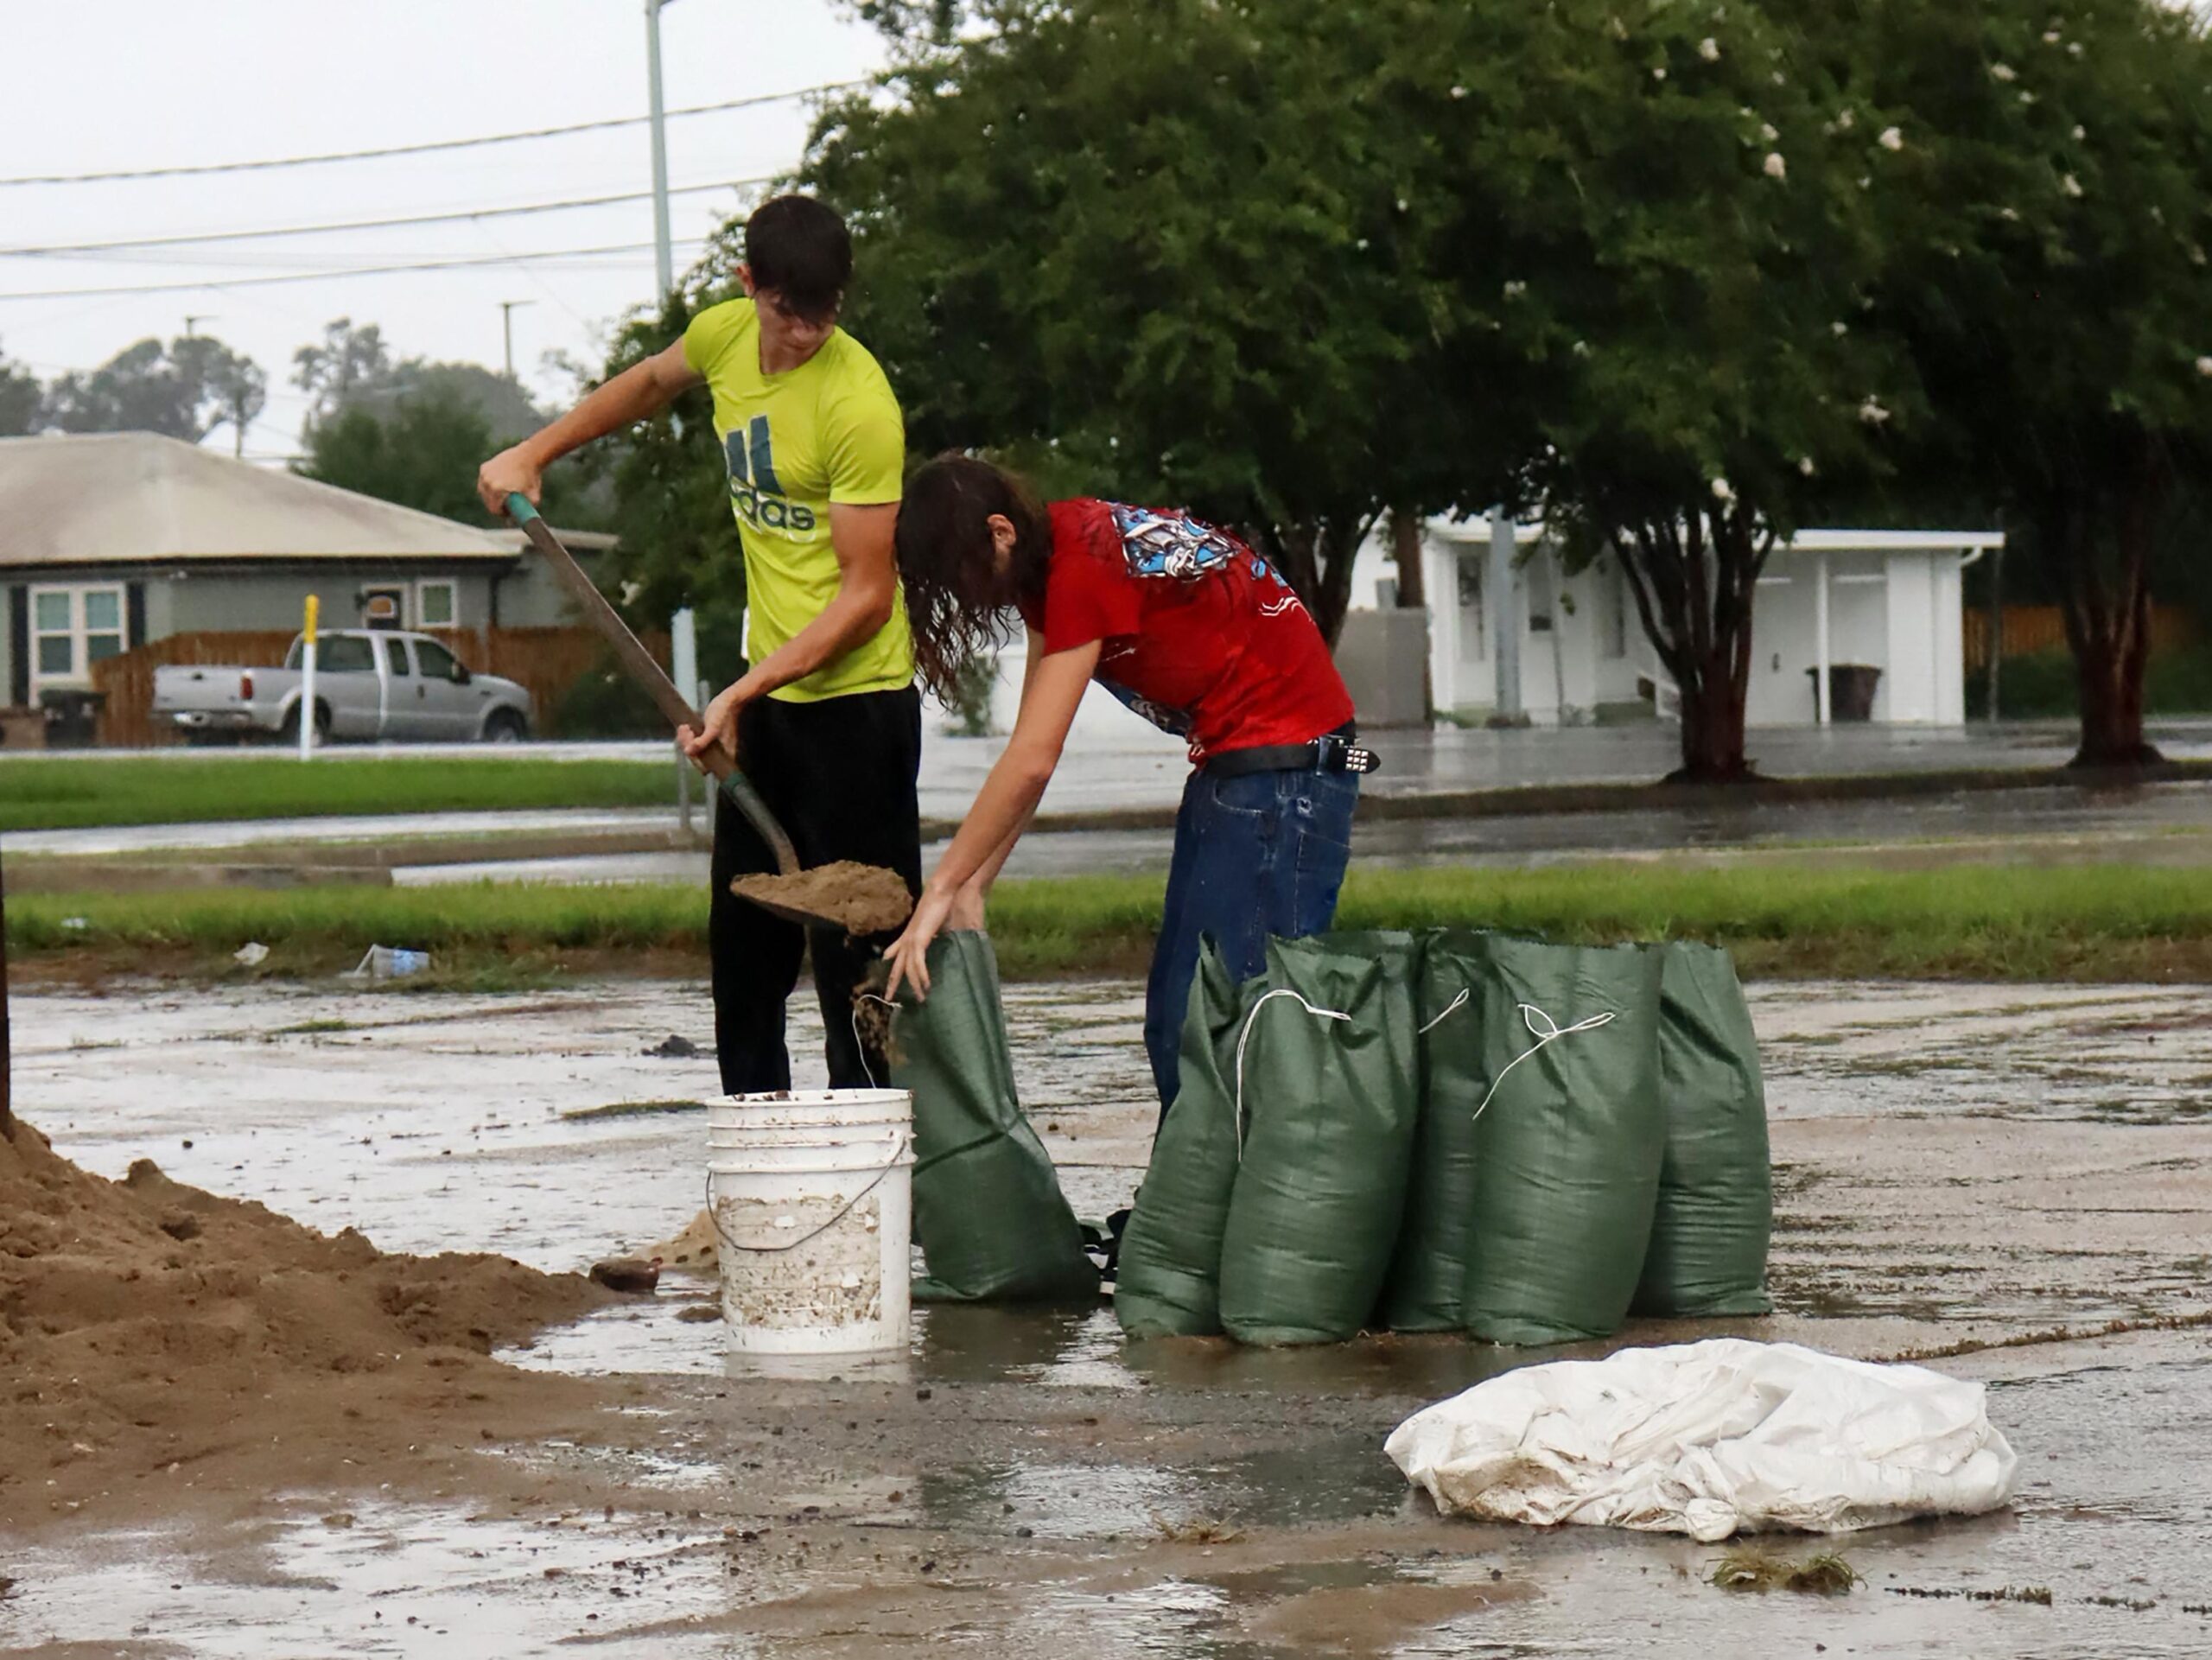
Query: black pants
[{"left": 709, "top": 686, "right": 923, "bottom": 1094}]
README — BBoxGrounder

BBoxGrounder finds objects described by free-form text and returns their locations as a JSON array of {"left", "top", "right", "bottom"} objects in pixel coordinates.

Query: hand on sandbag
[{"left": 883, "top": 885, "right": 956, "bottom": 1001}]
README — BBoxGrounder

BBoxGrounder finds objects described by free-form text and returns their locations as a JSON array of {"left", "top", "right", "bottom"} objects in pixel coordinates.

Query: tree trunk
[
  {"left": 1249, "top": 515, "right": 1370, "bottom": 647},
  {"left": 2053, "top": 442, "right": 2166, "bottom": 770},
  {"left": 1612, "top": 507, "right": 1765, "bottom": 783},
  {"left": 1388, "top": 511, "right": 1427, "bottom": 609}
]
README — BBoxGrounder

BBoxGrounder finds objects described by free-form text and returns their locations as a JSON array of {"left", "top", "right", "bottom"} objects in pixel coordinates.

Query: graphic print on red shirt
[{"left": 1016, "top": 498, "right": 1355, "bottom": 762}]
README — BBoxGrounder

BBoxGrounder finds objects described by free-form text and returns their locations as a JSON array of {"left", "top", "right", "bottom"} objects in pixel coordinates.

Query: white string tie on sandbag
[
  {"left": 1471, "top": 1002, "right": 1617, "bottom": 1123},
  {"left": 1417, "top": 987, "right": 1471, "bottom": 1034},
  {"left": 1231, "top": 988, "right": 1351, "bottom": 1160}
]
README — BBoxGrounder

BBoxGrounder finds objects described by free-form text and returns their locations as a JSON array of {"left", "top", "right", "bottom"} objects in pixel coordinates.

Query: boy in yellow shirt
[{"left": 479, "top": 195, "right": 918, "bottom": 1093}]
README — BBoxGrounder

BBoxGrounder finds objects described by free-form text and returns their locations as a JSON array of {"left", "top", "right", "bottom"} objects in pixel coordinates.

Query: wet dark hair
[
  {"left": 744, "top": 194, "right": 851, "bottom": 325},
  {"left": 894, "top": 454, "right": 1053, "bottom": 706}
]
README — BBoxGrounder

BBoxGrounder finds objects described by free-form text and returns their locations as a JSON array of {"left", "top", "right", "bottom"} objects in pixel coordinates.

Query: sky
[{"left": 0, "top": 1, "right": 890, "bottom": 460}]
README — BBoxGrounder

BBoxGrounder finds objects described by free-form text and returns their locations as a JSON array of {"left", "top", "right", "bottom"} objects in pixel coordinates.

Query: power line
[
  {"left": 0, "top": 82, "right": 863, "bottom": 189},
  {"left": 0, "top": 178, "right": 769, "bottom": 259},
  {"left": 0, "top": 240, "right": 713, "bottom": 303}
]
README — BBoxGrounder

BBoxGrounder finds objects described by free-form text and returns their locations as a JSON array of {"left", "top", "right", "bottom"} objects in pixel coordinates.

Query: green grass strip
[
  {"left": 0, "top": 754, "right": 677, "bottom": 833},
  {"left": 11, "top": 861, "right": 2212, "bottom": 983}
]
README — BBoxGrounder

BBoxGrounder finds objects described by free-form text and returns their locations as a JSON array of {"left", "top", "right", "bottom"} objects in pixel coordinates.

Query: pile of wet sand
[
  {"left": 1, "top": 1117, "right": 613, "bottom": 1526},
  {"left": 730, "top": 861, "right": 913, "bottom": 935}
]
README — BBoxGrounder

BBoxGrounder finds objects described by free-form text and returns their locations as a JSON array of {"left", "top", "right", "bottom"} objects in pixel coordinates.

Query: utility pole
[
  {"left": 1486, "top": 508, "right": 1527, "bottom": 726},
  {"left": 182, "top": 314, "right": 213, "bottom": 338},
  {"left": 499, "top": 299, "right": 535, "bottom": 380},
  {"left": 646, "top": 0, "right": 681, "bottom": 302}
]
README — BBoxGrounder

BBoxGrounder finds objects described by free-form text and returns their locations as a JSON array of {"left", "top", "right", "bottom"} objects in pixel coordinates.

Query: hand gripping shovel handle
[{"left": 504, "top": 493, "right": 799, "bottom": 875}]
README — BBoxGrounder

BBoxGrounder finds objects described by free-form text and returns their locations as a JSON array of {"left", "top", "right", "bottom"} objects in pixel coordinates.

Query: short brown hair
[{"left": 744, "top": 195, "right": 851, "bottom": 324}]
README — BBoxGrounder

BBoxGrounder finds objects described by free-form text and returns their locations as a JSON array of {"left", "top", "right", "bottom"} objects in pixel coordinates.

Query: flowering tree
[
  {"left": 805, "top": 0, "right": 1487, "bottom": 642},
  {"left": 1860, "top": 0, "right": 2212, "bottom": 766},
  {"left": 1418, "top": 0, "right": 1917, "bottom": 779}
]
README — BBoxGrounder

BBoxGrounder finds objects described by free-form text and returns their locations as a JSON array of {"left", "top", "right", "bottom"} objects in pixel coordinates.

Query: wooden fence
[
  {"left": 1962, "top": 603, "right": 2194, "bottom": 671},
  {"left": 91, "top": 625, "right": 666, "bottom": 747}
]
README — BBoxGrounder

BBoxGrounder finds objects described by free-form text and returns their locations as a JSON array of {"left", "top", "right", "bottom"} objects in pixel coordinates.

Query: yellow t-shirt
[{"left": 682, "top": 297, "right": 912, "bottom": 702}]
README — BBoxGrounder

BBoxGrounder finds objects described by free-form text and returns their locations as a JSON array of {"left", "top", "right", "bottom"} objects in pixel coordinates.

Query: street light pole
[
  {"left": 499, "top": 299, "right": 534, "bottom": 379},
  {"left": 646, "top": 0, "right": 679, "bottom": 302}
]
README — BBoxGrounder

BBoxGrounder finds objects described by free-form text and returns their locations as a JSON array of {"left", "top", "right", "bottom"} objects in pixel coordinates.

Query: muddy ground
[{"left": 3, "top": 975, "right": 2210, "bottom": 1657}]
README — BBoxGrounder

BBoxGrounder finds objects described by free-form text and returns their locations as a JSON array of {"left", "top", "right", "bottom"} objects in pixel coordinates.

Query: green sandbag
[
  {"left": 1217, "top": 932, "right": 1422, "bottom": 1346},
  {"left": 1377, "top": 929, "right": 1491, "bottom": 1332},
  {"left": 1113, "top": 939, "right": 1249, "bottom": 1338},
  {"left": 890, "top": 930, "right": 1098, "bottom": 1303},
  {"left": 1632, "top": 941, "right": 1775, "bottom": 1317},
  {"left": 1460, "top": 936, "right": 1666, "bottom": 1345}
]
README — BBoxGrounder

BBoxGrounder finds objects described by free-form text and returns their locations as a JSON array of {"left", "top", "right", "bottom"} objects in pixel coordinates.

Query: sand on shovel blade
[{"left": 729, "top": 861, "right": 913, "bottom": 935}]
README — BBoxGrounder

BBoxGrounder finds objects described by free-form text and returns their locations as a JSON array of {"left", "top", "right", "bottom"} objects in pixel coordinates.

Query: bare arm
[
  {"left": 679, "top": 500, "right": 900, "bottom": 763},
  {"left": 883, "top": 639, "right": 1099, "bottom": 998},
  {"left": 476, "top": 339, "right": 701, "bottom": 514},
  {"left": 957, "top": 631, "right": 1052, "bottom": 902}
]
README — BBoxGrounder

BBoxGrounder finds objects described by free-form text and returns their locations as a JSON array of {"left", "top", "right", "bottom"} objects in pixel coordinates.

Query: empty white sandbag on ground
[{"left": 1385, "top": 1338, "right": 2017, "bottom": 1542}]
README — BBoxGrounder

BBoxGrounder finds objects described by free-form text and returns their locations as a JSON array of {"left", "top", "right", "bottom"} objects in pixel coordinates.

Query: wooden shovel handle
[{"left": 505, "top": 493, "right": 800, "bottom": 875}]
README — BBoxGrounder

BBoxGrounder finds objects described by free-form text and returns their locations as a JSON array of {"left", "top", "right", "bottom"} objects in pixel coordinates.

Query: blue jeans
[{"left": 1144, "top": 760, "right": 1360, "bottom": 1113}]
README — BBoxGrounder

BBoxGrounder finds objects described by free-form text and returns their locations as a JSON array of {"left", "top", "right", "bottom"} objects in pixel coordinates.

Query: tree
[
  {"left": 172, "top": 336, "right": 266, "bottom": 457},
  {"left": 1860, "top": 0, "right": 2212, "bottom": 766},
  {"left": 1425, "top": 0, "right": 1913, "bottom": 779},
  {"left": 592, "top": 287, "right": 751, "bottom": 675},
  {"left": 298, "top": 391, "right": 499, "bottom": 523},
  {"left": 41, "top": 335, "right": 267, "bottom": 442},
  {"left": 0, "top": 341, "right": 38, "bottom": 437},
  {"left": 291, "top": 318, "right": 393, "bottom": 430},
  {"left": 807, "top": 0, "right": 1486, "bottom": 643}
]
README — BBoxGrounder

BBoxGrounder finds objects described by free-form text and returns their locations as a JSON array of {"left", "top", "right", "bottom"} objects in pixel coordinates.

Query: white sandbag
[{"left": 1385, "top": 1338, "right": 2017, "bottom": 1542}]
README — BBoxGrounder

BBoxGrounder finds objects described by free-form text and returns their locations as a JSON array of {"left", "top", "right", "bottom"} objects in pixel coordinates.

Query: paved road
[{"left": 16, "top": 718, "right": 2212, "bottom": 862}]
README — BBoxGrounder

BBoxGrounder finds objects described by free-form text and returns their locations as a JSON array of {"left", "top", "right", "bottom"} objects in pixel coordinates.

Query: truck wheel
[
  {"left": 482, "top": 709, "right": 529, "bottom": 743},
  {"left": 278, "top": 702, "right": 334, "bottom": 743}
]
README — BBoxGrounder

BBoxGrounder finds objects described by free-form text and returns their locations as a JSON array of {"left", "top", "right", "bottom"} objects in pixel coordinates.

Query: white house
[{"left": 1345, "top": 516, "right": 2003, "bottom": 728}]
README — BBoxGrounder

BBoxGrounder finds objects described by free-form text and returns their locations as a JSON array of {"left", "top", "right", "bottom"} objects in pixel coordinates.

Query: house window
[
  {"left": 29, "top": 583, "right": 126, "bottom": 691},
  {"left": 417, "top": 579, "right": 457, "bottom": 628}
]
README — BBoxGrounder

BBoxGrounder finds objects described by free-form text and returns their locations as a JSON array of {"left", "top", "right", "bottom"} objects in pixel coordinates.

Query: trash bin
[
  {"left": 1805, "top": 664, "right": 1882, "bottom": 722},
  {"left": 39, "top": 689, "right": 107, "bottom": 748}
]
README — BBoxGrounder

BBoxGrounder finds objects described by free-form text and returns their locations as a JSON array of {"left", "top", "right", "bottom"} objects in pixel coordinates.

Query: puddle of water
[{"left": 0, "top": 1499, "right": 747, "bottom": 1659}]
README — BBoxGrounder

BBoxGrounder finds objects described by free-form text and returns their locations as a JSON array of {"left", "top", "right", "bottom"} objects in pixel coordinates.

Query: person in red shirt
[{"left": 882, "top": 454, "right": 1373, "bottom": 1113}]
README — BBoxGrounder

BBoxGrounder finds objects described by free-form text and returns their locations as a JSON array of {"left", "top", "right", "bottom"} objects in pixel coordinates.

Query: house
[
  {"left": 1, "top": 431, "right": 609, "bottom": 708},
  {"left": 1343, "top": 515, "right": 2004, "bottom": 727}
]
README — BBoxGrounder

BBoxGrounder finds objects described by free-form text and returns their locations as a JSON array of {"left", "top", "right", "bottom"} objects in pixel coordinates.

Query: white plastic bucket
[{"left": 708, "top": 1089, "right": 914, "bottom": 1355}]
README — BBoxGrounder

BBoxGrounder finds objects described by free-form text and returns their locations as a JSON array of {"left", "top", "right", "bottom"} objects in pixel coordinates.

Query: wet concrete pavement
[
  {"left": 18, "top": 717, "right": 2212, "bottom": 868},
  {"left": 6, "top": 975, "right": 2211, "bottom": 1656}
]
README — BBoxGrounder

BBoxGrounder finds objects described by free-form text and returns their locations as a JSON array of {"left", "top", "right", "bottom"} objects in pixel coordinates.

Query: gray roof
[{"left": 0, "top": 431, "right": 518, "bottom": 569}]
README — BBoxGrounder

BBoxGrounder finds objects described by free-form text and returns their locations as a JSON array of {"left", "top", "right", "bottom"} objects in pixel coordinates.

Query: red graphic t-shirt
[{"left": 1014, "top": 497, "right": 1355, "bottom": 763}]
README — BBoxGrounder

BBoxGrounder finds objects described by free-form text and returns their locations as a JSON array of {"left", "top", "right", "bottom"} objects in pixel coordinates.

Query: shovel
[{"left": 504, "top": 493, "right": 910, "bottom": 934}]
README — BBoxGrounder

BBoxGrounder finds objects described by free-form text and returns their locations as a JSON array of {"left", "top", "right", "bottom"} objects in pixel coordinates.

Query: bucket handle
[{"left": 705, "top": 1133, "right": 912, "bottom": 1256}]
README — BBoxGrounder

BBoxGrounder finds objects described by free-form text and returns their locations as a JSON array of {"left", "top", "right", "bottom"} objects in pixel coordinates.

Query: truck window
[
  {"left": 385, "top": 638, "right": 412, "bottom": 677},
  {"left": 320, "top": 636, "right": 374, "bottom": 673},
  {"left": 414, "top": 639, "right": 462, "bottom": 681}
]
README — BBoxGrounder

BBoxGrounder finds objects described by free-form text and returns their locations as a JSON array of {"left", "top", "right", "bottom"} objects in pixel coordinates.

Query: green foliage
[
  {"left": 299, "top": 394, "right": 500, "bottom": 524},
  {"left": 804, "top": 0, "right": 1484, "bottom": 639},
  {"left": 592, "top": 285, "right": 751, "bottom": 672},
  {"left": 39, "top": 334, "right": 267, "bottom": 444},
  {"left": 19, "top": 859, "right": 2212, "bottom": 986},
  {"left": 1967, "top": 645, "right": 2212, "bottom": 719},
  {"left": 549, "top": 652, "right": 671, "bottom": 739},
  {"left": 0, "top": 340, "right": 37, "bottom": 436}
]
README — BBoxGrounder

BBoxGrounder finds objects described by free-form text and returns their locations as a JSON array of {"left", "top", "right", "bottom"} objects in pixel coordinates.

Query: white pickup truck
[{"left": 153, "top": 629, "right": 534, "bottom": 744}]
